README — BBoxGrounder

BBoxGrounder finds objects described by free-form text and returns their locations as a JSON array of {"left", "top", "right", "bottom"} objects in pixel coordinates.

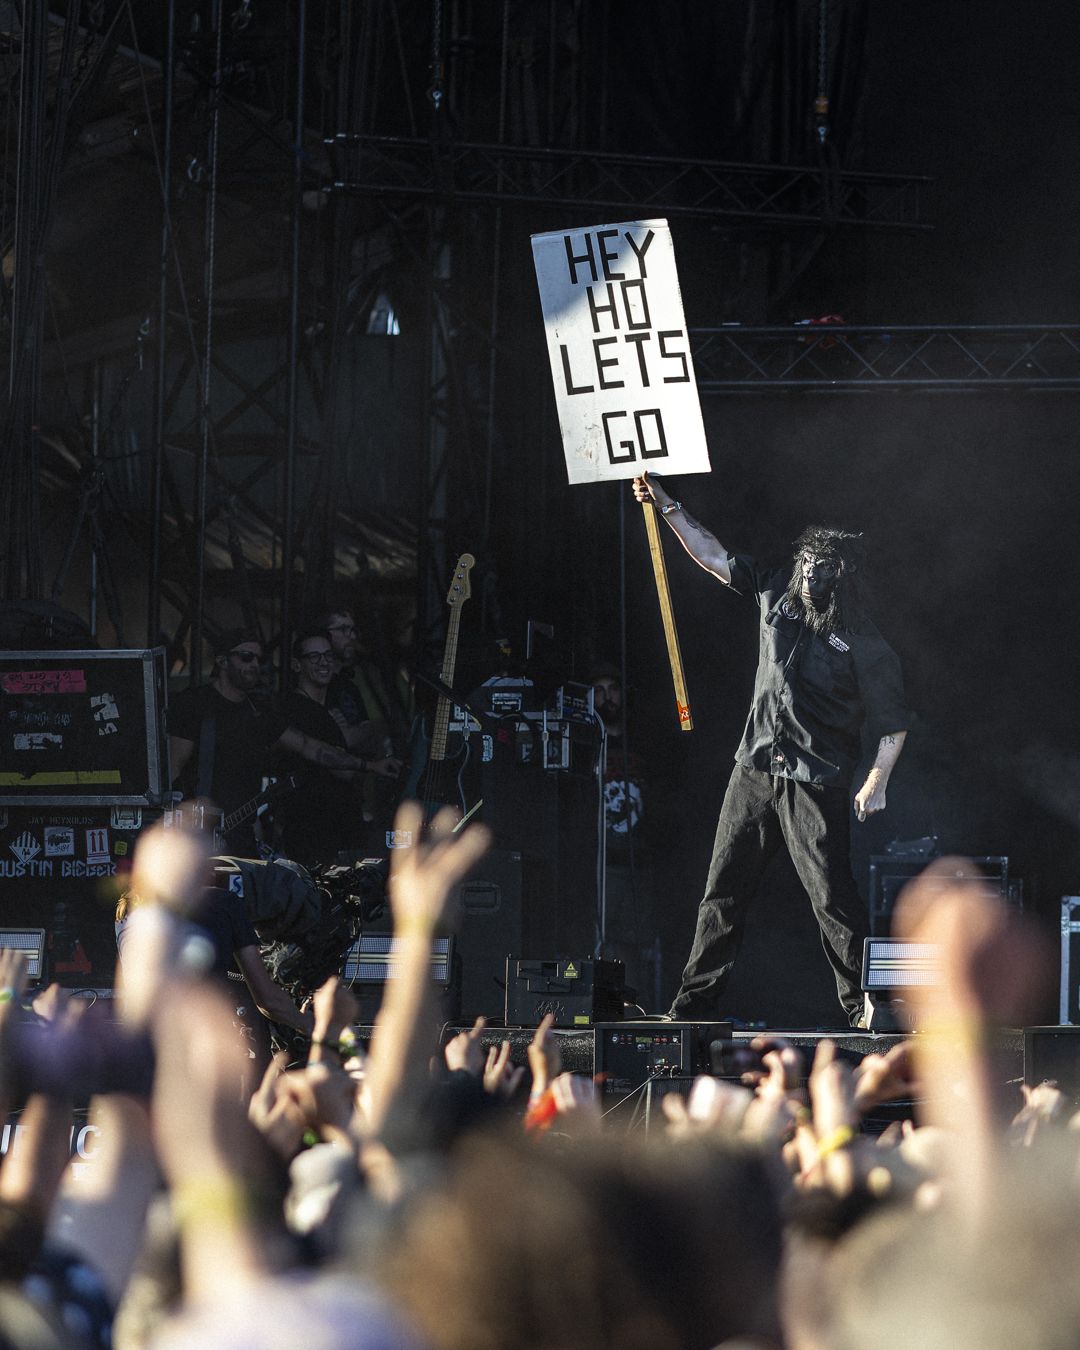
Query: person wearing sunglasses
[{"left": 167, "top": 627, "right": 399, "bottom": 857}]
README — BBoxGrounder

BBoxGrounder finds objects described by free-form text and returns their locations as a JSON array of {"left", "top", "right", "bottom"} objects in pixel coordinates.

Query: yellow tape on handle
[{"left": 642, "top": 502, "right": 693, "bottom": 731}]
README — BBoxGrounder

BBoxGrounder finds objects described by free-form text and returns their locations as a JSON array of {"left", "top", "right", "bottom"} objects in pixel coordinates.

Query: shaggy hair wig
[{"left": 784, "top": 526, "right": 868, "bottom": 635}]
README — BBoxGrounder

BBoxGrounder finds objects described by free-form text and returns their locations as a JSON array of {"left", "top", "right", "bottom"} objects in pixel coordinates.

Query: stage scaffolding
[{"left": 12, "top": 0, "right": 1078, "bottom": 680}]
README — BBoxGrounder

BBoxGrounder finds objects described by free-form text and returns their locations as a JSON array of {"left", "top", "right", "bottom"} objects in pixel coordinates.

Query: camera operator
[{"left": 116, "top": 827, "right": 313, "bottom": 1070}]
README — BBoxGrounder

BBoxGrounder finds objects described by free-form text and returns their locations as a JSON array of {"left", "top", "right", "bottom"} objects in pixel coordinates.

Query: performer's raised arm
[{"left": 632, "top": 471, "right": 732, "bottom": 584}]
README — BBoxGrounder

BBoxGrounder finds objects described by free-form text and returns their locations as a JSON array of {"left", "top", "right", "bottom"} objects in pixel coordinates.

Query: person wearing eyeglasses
[
  {"left": 167, "top": 627, "right": 400, "bottom": 857},
  {"left": 273, "top": 626, "right": 368, "bottom": 866}
]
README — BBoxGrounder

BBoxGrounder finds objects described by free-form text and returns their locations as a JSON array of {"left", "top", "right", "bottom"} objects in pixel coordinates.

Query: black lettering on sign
[
  {"left": 658, "top": 330, "right": 690, "bottom": 383},
  {"left": 560, "top": 344, "right": 594, "bottom": 395},
  {"left": 636, "top": 409, "right": 669, "bottom": 459},
  {"left": 601, "top": 408, "right": 669, "bottom": 463},
  {"left": 624, "top": 332, "right": 652, "bottom": 386},
  {"left": 597, "top": 229, "right": 624, "bottom": 281},
  {"left": 621, "top": 278, "right": 651, "bottom": 330},
  {"left": 602, "top": 410, "right": 636, "bottom": 464},
  {"left": 564, "top": 233, "right": 598, "bottom": 285},
  {"left": 624, "top": 228, "right": 655, "bottom": 278},
  {"left": 587, "top": 282, "right": 620, "bottom": 333},
  {"left": 593, "top": 337, "right": 624, "bottom": 390}
]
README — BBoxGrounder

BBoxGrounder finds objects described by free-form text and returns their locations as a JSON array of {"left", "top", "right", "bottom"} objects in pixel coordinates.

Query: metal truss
[
  {"left": 691, "top": 324, "right": 1080, "bottom": 391},
  {"left": 327, "top": 135, "right": 932, "bottom": 231}
]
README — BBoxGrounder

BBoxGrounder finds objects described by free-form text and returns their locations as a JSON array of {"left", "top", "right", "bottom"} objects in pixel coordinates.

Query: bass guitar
[{"left": 401, "top": 552, "right": 478, "bottom": 815}]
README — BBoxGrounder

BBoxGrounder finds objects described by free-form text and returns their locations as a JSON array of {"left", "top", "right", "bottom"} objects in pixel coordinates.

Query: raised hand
[
  {"left": 388, "top": 801, "right": 492, "bottom": 937},
  {"left": 483, "top": 1040, "right": 525, "bottom": 1100},
  {"left": 526, "top": 1013, "right": 561, "bottom": 1100},
  {"left": 248, "top": 1052, "right": 307, "bottom": 1160},
  {"left": 310, "top": 976, "right": 360, "bottom": 1065},
  {"left": 444, "top": 1017, "right": 486, "bottom": 1077},
  {"left": 631, "top": 470, "right": 670, "bottom": 508},
  {"left": 853, "top": 1040, "right": 920, "bottom": 1114}
]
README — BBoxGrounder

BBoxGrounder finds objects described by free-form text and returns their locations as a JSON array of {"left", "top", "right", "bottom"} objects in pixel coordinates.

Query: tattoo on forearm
[
  {"left": 680, "top": 512, "right": 714, "bottom": 540},
  {"left": 881, "top": 734, "right": 896, "bottom": 746},
  {"left": 315, "top": 745, "right": 351, "bottom": 769}
]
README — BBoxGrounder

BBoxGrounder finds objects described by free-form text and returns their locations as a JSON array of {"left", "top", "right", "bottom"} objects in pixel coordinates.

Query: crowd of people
[{"left": 0, "top": 805, "right": 1076, "bottom": 1349}]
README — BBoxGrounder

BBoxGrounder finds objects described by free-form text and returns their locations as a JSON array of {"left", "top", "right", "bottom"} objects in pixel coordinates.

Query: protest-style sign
[
  {"left": 531, "top": 218, "right": 711, "bottom": 485},
  {"left": 532, "top": 218, "right": 706, "bottom": 730}
]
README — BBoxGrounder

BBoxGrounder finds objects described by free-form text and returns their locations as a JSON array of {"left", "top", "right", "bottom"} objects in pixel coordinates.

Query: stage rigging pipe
[
  {"left": 148, "top": 0, "right": 176, "bottom": 646},
  {"left": 480, "top": 0, "right": 510, "bottom": 554},
  {"left": 89, "top": 362, "right": 101, "bottom": 637},
  {"left": 3, "top": 0, "right": 50, "bottom": 599},
  {"left": 281, "top": 0, "right": 307, "bottom": 688},
  {"left": 192, "top": 1, "right": 225, "bottom": 683}
]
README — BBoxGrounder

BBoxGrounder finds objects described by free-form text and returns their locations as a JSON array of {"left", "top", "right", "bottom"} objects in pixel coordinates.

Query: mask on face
[{"left": 785, "top": 527, "right": 865, "bottom": 634}]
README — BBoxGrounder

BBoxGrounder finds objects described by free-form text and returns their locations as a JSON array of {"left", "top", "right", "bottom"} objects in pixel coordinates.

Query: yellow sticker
[{"left": 0, "top": 770, "right": 122, "bottom": 786}]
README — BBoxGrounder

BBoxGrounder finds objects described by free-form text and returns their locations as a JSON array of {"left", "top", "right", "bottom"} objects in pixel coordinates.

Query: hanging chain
[
  {"left": 427, "top": 0, "right": 445, "bottom": 111},
  {"left": 814, "top": 0, "right": 830, "bottom": 145}
]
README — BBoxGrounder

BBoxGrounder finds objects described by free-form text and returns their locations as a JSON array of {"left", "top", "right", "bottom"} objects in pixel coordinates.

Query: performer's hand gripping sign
[
  {"left": 532, "top": 219, "right": 911, "bottom": 1027},
  {"left": 633, "top": 471, "right": 912, "bottom": 1027}
]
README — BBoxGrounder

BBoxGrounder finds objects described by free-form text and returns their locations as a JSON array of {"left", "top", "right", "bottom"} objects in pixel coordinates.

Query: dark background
[{"left": 5, "top": 1, "right": 1080, "bottom": 1021}]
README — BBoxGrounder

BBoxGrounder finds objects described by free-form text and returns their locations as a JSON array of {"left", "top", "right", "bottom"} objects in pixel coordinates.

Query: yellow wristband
[
  {"left": 816, "top": 1124, "right": 857, "bottom": 1158},
  {"left": 393, "top": 920, "right": 436, "bottom": 939},
  {"left": 172, "top": 1177, "right": 252, "bottom": 1228}
]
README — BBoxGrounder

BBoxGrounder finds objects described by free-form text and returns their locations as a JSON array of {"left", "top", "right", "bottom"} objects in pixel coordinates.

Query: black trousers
[{"left": 669, "top": 763, "right": 868, "bottom": 1024}]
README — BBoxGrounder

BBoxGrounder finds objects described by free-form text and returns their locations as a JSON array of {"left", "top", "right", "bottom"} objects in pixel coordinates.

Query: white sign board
[{"left": 532, "top": 218, "right": 711, "bottom": 486}]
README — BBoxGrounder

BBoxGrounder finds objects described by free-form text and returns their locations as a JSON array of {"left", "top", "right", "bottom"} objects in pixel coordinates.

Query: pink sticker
[{"left": 1, "top": 670, "right": 87, "bottom": 695}]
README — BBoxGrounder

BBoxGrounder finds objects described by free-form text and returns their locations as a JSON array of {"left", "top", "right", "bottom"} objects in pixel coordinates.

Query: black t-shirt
[
  {"left": 167, "top": 684, "right": 288, "bottom": 822},
  {"left": 602, "top": 742, "right": 648, "bottom": 865},
  {"left": 115, "top": 887, "right": 258, "bottom": 981},
  {"left": 188, "top": 885, "right": 260, "bottom": 976},
  {"left": 273, "top": 690, "right": 360, "bottom": 866},
  {"left": 728, "top": 554, "right": 913, "bottom": 786}
]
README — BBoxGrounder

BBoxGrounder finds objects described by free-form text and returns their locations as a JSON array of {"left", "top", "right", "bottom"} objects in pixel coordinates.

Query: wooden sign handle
[{"left": 642, "top": 502, "right": 692, "bottom": 731}]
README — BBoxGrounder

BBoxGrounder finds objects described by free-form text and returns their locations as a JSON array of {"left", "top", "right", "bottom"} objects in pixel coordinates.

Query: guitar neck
[
  {"left": 223, "top": 791, "right": 260, "bottom": 834},
  {"left": 222, "top": 775, "right": 295, "bottom": 833},
  {"left": 429, "top": 606, "right": 463, "bottom": 763}
]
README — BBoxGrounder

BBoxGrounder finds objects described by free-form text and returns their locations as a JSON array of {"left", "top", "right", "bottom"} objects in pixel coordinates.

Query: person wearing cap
[{"left": 167, "top": 629, "right": 399, "bottom": 856}]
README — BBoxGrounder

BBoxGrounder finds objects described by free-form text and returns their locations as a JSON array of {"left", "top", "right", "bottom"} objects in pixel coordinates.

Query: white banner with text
[{"left": 532, "top": 218, "right": 711, "bottom": 485}]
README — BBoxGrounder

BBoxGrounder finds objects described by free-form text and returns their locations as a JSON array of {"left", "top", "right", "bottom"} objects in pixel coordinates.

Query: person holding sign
[{"left": 633, "top": 472, "right": 911, "bottom": 1028}]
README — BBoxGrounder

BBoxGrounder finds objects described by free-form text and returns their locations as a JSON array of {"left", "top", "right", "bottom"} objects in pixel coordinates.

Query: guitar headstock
[{"left": 446, "top": 553, "right": 475, "bottom": 608}]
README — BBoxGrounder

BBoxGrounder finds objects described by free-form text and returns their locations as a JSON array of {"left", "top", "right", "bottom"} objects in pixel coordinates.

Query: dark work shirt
[
  {"left": 728, "top": 554, "right": 913, "bottom": 786},
  {"left": 167, "top": 684, "right": 288, "bottom": 843}
]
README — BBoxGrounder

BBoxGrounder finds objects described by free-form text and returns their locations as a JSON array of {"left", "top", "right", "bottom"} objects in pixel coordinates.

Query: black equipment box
[
  {"left": 0, "top": 649, "right": 169, "bottom": 806},
  {"left": 1025, "top": 1026, "right": 1080, "bottom": 1103},
  {"left": 505, "top": 956, "right": 625, "bottom": 1026},
  {"left": 594, "top": 1021, "right": 732, "bottom": 1100},
  {"left": 868, "top": 853, "right": 1010, "bottom": 933}
]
